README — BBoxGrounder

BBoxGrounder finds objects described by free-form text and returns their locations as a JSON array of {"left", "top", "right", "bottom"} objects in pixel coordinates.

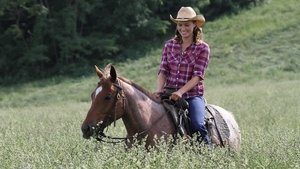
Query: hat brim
[{"left": 170, "top": 15, "right": 205, "bottom": 28}]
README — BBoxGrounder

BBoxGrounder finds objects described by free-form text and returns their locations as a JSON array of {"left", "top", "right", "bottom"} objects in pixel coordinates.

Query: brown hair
[{"left": 174, "top": 24, "right": 203, "bottom": 44}]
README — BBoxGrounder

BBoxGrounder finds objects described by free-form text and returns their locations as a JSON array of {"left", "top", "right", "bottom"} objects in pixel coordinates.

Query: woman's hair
[{"left": 174, "top": 22, "right": 203, "bottom": 44}]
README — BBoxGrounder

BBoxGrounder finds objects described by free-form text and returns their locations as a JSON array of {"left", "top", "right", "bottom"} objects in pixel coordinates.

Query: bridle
[{"left": 92, "top": 79, "right": 155, "bottom": 144}]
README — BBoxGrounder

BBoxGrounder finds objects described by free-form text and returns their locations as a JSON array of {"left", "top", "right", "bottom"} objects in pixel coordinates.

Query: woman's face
[{"left": 177, "top": 21, "right": 195, "bottom": 39}]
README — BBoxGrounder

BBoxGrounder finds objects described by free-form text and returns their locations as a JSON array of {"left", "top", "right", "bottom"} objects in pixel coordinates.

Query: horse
[{"left": 81, "top": 64, "right": 241, "bottom": 151}]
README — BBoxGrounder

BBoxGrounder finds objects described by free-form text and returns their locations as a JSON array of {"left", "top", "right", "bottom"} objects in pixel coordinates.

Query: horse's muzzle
[
  {"left": 81, "top": 121, "right": 104, "bottom": 139},
  {"left": 81, "top": 124, "right": 94, "bottom": 139}
]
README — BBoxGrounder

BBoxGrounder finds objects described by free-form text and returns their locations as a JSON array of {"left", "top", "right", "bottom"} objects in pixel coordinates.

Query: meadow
[{"left": 1, "top": 0, "right": 300, "bottom": 168}]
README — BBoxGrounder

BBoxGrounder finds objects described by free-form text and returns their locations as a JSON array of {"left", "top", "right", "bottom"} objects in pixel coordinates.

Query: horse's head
[{"left": 81, "top": 64, "right": 125, "bottom": 139}]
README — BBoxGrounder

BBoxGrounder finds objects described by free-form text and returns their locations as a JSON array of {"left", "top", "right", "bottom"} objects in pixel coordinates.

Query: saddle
[{"left": 160, "top": 89, "right": 229, "bottom": 146}]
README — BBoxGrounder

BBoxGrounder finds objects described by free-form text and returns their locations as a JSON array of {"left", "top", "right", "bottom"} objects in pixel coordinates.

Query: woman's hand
[
  {"left": 153, "top": 92, "right": 161, "bottom": 99},
  {"left": 170, "top": 91, "right": 183, "bottom": 101},
  {"left": 153, "top": 89, "right": 164, "bottom": 99}
]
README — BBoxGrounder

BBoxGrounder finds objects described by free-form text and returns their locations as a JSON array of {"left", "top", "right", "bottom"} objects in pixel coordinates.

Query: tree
[{"left": 0, "top": 0, "right": 264, "bottom": 84}]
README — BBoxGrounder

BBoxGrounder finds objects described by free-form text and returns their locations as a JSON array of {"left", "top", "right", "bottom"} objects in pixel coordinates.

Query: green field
[{"left": 1, "top": 0, "right": 300, "bottom": 168}]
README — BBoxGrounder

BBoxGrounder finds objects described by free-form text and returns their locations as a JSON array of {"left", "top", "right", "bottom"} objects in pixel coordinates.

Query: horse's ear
[
  {"left": 95, "top": 65, "right": 103, "bottom": 79},
  {"left": 110, "top": 65, "right": 117, "bottom": 82}
]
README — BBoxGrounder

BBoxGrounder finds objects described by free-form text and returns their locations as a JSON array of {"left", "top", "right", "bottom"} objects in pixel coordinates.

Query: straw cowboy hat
[{"left": 170, "top": 7, "right": 205, "bottom": 28}]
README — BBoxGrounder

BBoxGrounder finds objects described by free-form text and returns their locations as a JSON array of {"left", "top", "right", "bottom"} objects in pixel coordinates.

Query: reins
[
  {"left": 96, "top": 115, "right": 165, "bottom": 144},
  {"left": 95, "top": 126, "right": 150, "bottom": 144}
]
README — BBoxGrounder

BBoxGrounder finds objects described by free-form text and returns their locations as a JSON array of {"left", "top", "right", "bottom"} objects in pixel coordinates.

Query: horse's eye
[{"left": 104, "top": 95, "right": 112, "bottom": 100}]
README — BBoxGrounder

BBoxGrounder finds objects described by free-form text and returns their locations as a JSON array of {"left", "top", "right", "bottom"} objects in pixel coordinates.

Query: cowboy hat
[{"left": 170, "top": 7, "right": 205, "bottom": 28}]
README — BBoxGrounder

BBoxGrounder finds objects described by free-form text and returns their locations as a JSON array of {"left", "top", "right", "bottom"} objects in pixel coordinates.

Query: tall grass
[
  {"left": 1, "top": 79, "right": 299, "bottom": 168},
  {"left": 0, "top": 0, "right": 300, "bottom": 168}
]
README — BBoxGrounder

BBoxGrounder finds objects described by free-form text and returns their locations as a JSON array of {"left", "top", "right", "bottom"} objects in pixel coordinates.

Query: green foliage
[
  {"left": 0, "top": 0, "right": 49, "bottom": 81},
  {"left": 0, "top": 0, "right": 264, "bottom": 84},
  {"left": 203, "top": 0, "right": 300, "bottom": 84},
  {"left": 203, "top": 0, "right": 265, "bottom": 20}
]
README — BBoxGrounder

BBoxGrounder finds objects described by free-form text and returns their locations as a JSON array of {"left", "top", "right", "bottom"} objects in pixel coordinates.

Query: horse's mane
[{"left": 118, "top": 76, "right": 161, "bottom": 103}]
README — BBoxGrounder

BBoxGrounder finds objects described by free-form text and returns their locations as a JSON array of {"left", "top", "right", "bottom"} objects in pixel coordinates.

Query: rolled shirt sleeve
[
  {"left": 159, "top": 42, "right": 170, "bottom": 76},
  {"left": 193, "top": 43, "right": 210, "bottom": 80}
]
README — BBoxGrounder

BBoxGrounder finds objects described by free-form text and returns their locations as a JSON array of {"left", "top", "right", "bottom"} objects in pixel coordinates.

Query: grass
[
  {"left": 1, "top": 0, "right": 300, "bottom": 168},
  {"left": 1, "top": 79, "right": 299, "bottom": 168}
]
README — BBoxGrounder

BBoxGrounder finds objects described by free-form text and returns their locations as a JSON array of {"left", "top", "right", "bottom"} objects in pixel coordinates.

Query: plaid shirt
[{"left": 159, "top": 39, "right": 210, "bottom": 99}]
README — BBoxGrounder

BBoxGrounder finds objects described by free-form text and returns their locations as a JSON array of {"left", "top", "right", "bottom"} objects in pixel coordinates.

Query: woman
[{"left": 155, "top": 7, "right": 211, "bottom": 144}]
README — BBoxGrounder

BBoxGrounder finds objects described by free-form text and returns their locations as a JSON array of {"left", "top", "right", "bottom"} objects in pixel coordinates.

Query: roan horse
[{"left": 81, "top": 64, "right": 241, "bottom": 151}]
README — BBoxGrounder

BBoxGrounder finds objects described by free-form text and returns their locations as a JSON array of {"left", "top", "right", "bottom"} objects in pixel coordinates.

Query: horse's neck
[{"left": 120, "top": 81, "right": 165, "bottom": 135}]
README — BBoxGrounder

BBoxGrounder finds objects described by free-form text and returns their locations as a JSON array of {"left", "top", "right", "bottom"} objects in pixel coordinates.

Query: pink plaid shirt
[{"left": 159, "top": 39, "right": 210, "bottom": 99}]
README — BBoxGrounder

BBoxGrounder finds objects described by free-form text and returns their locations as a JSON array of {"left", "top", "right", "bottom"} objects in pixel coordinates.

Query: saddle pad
[{"left": 205, "top": 104, "right": 230, "bottom": 145}]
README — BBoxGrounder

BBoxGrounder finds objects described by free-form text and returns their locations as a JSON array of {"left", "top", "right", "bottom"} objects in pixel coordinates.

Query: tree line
[{"left": 0, "top": 0, "right": 264, "bottom": 83}]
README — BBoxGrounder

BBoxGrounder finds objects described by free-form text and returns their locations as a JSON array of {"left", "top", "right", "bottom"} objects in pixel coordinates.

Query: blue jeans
[{"left": 186, "top": 96, "right": 210, "bottom": 144}]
